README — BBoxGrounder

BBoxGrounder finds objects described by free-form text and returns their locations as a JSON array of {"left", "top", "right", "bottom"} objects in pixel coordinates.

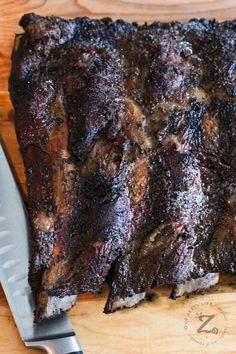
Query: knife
[{"left": 0, "top": 142, "right": 83, "bottom": 354}]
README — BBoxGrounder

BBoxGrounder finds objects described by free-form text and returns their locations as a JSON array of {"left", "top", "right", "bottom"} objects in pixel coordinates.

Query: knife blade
[{"left": 0, "top": 141, "right": 83, "bottom": 354}]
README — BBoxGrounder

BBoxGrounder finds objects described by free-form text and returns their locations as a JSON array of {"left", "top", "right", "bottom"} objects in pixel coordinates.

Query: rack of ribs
[{"left": 9, "top": 13, "right": 236, "bottom": 321}]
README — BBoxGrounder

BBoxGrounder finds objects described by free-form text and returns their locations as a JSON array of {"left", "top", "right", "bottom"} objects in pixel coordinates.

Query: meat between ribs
[{"left": 9, "top": 13, "right": 236, "bottom": 320}]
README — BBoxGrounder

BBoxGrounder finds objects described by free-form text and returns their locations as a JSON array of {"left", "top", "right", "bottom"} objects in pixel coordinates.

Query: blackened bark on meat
[{"left": 9, "top": 13, "right": 236, "bottom": 320}]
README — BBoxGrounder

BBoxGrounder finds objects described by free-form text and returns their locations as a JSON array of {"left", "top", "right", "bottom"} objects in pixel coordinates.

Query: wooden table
[{"left": 1, "top": 1, "right": 236, "bottom": 353}]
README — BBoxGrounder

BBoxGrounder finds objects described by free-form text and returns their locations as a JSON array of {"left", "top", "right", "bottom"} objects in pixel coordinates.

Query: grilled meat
[
  {"left": 9, "top": 13, "right": 236, "bottom": 319},
  {"left": 170, "top": 273, "right": 219, "bottom": 299}
]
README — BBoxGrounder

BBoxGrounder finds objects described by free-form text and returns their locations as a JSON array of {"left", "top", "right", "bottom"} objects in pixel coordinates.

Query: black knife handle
[{"left": 25, "top": 335, "right": 83, "bottom": 353}]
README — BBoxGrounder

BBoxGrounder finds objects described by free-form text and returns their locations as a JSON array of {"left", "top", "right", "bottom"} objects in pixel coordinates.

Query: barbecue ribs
[{"left": 9, "top": 13, "right": 236, "bottom": 320}]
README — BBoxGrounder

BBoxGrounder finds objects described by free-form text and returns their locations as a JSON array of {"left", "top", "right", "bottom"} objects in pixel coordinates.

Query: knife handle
[{"left": 25, "top": 335, "right": 83, "bottom": 354}]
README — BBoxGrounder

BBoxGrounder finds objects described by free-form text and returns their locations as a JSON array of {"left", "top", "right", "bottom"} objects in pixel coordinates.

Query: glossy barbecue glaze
[{"left": 9, "top": 13, "right": 236, "bottom": 320}]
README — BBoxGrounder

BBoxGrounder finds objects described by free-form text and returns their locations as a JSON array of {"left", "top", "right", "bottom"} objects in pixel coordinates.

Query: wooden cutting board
[{"left": 1, "top": 1, "right": 236, "bottom": 353}]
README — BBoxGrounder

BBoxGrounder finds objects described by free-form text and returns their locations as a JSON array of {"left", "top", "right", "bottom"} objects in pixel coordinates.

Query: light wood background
[{"left": 1, "top": 1, "right": 236, "bottom": 353}]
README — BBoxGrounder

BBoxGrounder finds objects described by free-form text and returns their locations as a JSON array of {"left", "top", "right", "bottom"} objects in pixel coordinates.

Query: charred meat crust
[{"left": 9, "top": 13, "right": 236, "bottom": 320}]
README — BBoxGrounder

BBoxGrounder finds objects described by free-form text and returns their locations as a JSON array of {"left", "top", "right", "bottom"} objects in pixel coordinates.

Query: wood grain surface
[{"left": 1, "top": 1, "right": 236, "bottom": 353}]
